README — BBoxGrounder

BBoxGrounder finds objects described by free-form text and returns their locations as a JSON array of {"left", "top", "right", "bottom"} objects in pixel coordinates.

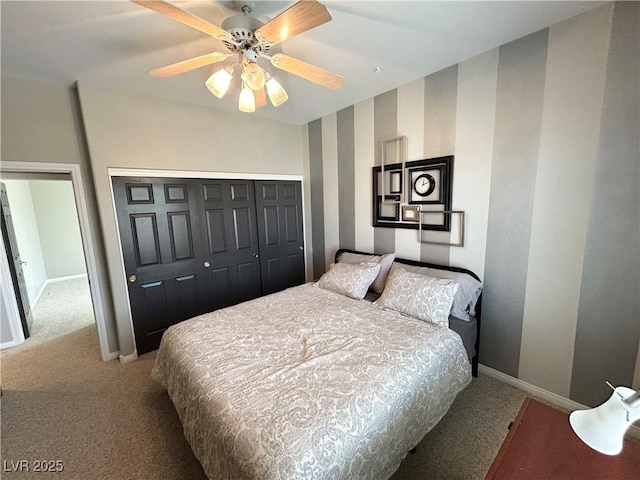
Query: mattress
[{"left": 153, "top": 283, "right": 471, "bottom": 480}]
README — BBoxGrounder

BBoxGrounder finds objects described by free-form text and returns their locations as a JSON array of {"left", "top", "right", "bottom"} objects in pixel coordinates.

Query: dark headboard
[{"left": 335, "top": 248, "right": 482, "bottom": 377}]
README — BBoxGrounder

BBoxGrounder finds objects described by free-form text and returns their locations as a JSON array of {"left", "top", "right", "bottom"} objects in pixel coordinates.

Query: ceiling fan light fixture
[
  {"left": 238, "top": 82, "right": 256, "bottom": 112},
  {"left": 134, "top": 0, "right": 344, "bottom": 113},
  {"left": 243, "top": 61, "right": 266, "bottom": 91},
  {"left": 205, "top": 66, "right": 233, "bottom": 98},
  {"left": 266, "top": 76, "right": 288, "bottom": 107}
]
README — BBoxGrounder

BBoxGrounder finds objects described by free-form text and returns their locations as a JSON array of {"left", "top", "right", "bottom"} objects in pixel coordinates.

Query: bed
[{"left": 152, "top": 249, "right": 483, "bottom": 480}]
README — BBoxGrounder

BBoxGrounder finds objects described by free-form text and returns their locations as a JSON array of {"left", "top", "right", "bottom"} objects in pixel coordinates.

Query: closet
[{"left": 112, "top": 177, "right": 304, "bottom": 354}]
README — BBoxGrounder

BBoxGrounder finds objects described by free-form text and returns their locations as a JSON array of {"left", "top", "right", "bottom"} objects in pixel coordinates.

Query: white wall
[
  {"left": 0, "top": 237, "right": 22, "bottom": 347},
  {"left": 30, "top": 180, "right": 86, "bottom": 279},
  {"left": 2, "top": 179, "right": 48, "bottom": 306},
  {"left": 0, "top": 286, "right": 14, "bottom": 344}
]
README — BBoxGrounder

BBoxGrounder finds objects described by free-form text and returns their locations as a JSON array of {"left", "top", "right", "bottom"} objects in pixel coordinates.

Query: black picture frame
[
  {"left": 372, "top": 156, "right": 454, "bottom": 231},
  {"left": 407, "top": 156, "right": 453, "bottom": 231},
  {"left": 372, "top": 166, "right": 402, "bottom": 225},
  {"left": 375, "top": 162, "right": 403, "bottom": 201},
  {"left": 376, "top": 195, "right": 400, "bottom": 221},
  {"left": 389, "top": 171, "right": 402, "bottom": 194},
  {"left": 407, "top": 165, "right": 445, "bottom": 204}
]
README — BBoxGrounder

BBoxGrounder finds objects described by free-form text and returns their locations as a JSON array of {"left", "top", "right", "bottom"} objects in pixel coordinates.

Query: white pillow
[
  {"left": 315, "top": 262, "right": 381, "bottom": 300},
  {"left": 388, "top": 262, "right": 482, "bottom": 321},
  {"left": 337, "top": 252, "right": 395, "bottom": 294},
  {"left": 374, "top": 268, "right": 459, "bottom": 326}
]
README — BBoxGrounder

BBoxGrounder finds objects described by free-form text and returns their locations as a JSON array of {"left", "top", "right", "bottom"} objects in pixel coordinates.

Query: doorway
[
  {"left": 2, "top": 177, "right": 95, "bottom": 348},
  {"left": 0, "top": 162, "right": 112, "bottom": 361}
]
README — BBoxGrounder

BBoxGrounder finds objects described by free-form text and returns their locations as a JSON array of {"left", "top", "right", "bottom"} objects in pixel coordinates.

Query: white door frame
[
  {"left": 0, "top": 235, "right": 26, "bottom": 349},
  {"left": 108, "top": 168, "right": 307, "bottom": 361},
  {"left": 0, "top": 161, "right": 115, "bottom": 361}
]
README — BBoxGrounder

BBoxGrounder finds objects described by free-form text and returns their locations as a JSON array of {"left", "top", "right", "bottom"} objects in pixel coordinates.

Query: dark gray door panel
[{"left": 255, "top": 181, "right": 305, "bottom": 295}]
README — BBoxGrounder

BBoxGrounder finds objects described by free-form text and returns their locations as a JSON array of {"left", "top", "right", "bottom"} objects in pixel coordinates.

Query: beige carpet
[
  {"left": 1, "top": 318, "right": 528, "bottom": 480},
  {"left": 3, "top": 276, "right": 96, "bottom": 355},
  {"left": 1, "top": 277, "right": 527, "bottom": 479}
]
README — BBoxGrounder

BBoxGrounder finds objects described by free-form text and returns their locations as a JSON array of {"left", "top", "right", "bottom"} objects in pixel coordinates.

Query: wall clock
[
  {"left": 413, "top": 173, "right": 436, "bottom": 197},
  {"left": 372, "top": 155, "right": 454, "bottom": 232}
]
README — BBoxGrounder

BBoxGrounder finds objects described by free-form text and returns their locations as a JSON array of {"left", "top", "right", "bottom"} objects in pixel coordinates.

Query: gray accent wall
[
  {"left": 571, "top": 1, "right": 640, "bottom": 406},
  {"left": 421, "top": 65, "right": 458, "bottom": 265},
  {"left": 308, "top": 119, "right": 326, "bottom": 280},
  {"left": 306, "top": 3, "right": 639, "bottom": 405},
  {"left": 337, "top": 107, "right": 355, "bottom": 251},
  {"left": 373, "top": 90, "right": 397, "bottom": 254},
  {"left": 481, "top": 30, "right": 548, "bottom": 377}
]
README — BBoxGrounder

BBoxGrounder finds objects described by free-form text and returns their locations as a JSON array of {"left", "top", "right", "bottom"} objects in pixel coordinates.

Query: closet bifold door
[
  {"left": 254, "top": 180, "right": 305, "bottom": 295},
  {"left": 197, "top": 179, "right": 262, "bottom": 310},
  {"left": 112, "top": 178, "right": 211, "bottom": 354}
]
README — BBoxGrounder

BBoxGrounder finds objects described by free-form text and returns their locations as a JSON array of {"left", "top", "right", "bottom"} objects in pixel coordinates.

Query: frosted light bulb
[
  {"left": 205, "top": 67, "right": 232, "bottom": 98},
  {"left": 243, "top": 62, "right": 265, "bottom": 91},
  {"left": 238, "top": 87, "right": 255, "bottom": 113},
  {"left": 266, "top": 77, "right": 288, "bottom": 107}
]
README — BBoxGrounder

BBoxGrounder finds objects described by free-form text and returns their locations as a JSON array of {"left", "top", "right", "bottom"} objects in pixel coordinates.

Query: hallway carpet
[{"left": 3, "top": 276, "right": 95, "bottom": 355}]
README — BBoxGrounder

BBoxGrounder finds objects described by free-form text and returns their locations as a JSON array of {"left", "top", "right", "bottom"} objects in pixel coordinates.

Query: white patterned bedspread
[{"left": 152, "top": 283, "right": 471, "bottom": 480}]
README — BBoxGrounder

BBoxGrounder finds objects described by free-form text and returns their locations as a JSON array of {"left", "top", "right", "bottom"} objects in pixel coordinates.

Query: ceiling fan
[{"left": 131, "top": 0, "right": 345, "bottom": 112}]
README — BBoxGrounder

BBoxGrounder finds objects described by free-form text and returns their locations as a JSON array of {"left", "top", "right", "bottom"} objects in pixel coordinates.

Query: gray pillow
[
  {"left": 337, "top": 252, "right": 395, "bottom": 294},
  {"left": 388, "top": 262, "right": 482, "bottom": 321}
]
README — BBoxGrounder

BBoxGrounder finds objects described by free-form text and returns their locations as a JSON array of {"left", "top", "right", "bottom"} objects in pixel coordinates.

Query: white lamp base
[{"left": 569, "top": 386, "right": 640, "bottom": 456}]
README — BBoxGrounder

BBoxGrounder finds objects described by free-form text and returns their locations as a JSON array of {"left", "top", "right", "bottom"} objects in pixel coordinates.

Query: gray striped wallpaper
[
  {"left": 337, "top": 107, "right": 355, "bottom": 251},
  {"left": 422, "top": 65, "right": 458, "bottom": 265},
  {"left": 373, "top": 90, "right": 397, "bottom": 255},
  {"left": 570, "top": 1, "right": 640, "bottom": 407},
  {"left": 482, "top": 30, "right": 548, "bottom": 378},
  {"left": 305, "top": 2, "right": 639, "bottom": 406},
  {"left": 308, "top": 119, "right": 325, "bottom": 280}
]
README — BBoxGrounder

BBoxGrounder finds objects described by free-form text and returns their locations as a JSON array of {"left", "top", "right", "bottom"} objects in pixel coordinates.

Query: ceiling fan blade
[
  {"left": 270, "top": 54, "right": 344, "bottom": 90},
  {"left": 255, "top": 0, "right": 331, "bottom": 45},
  {"left": 149, "top": 52, "right": 231, "bottom": 78},
  {"left": 131, "top": 1, "right": 232, "bottom": 41},
  {"left": 254, "top": 87, "right": 267, "bottom": 107}
]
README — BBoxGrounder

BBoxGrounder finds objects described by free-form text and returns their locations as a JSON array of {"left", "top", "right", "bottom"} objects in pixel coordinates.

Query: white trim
[
  {"left": 479, "top": 364, "right": 584, "bottom": 410},
  {"left": 108, "top": 175, "right": 138, "bottom": 359},
  {"left": 633, "top": 342, "right": 640, "bottom": 391},
  {"left": 0, "top": 339, "right": 22, "bottom": 350},
  {"left": 0, "top": 234, "right": 26, "bottom": 348},
  {"left": 108, "top": 168, "right": 308, "bottom": 361},
  {"left": 30, "top": 280, "right": 48, "bottom": 310},
  {"left": 0, "top": 161, "right": 115, "bottom": 362},
  {"left": 119, "top": 351, "right": 138, "bottom": 364},
  {"left": 47, "top": 273, "right": 88, "bottom": 284},
  {"left": 109, "top": 168, "right": 303, "bottom": 182},
  {"left": 479, "top": 364, "right": 640, "bottom": 441}
]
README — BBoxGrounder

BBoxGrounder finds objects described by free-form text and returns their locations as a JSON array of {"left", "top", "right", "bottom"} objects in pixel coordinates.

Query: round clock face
[{"left": 413, "top": 173, "right": 436, "bottom": 197}]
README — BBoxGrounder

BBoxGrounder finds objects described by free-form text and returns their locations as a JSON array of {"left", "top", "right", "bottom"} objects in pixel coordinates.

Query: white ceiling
[{"left": 1, "top": 1, "right": 607, "bottom": 125}]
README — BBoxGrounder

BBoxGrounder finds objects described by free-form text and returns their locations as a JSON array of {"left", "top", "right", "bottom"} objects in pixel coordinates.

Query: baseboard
[
  {"left": 479, "top": 364, "right": 640, "bottom": 442},
  {"left": 0, "top": 339, "right": 22, "bottom": 350},
  {"left": 103, "top": 351, "right": 120, "bottom": 362},
  {"left": 30, "top": 281, "right": 48, "bottom": 309},
  {"left": 47, "top": 273, "right": 88, "bottom": 284},
  {"left": 119, "top": 352, "right": 138, "bottom": 364}
]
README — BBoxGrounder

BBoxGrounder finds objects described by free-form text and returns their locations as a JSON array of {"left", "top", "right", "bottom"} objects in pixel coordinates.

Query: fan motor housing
[{"left": 221, "top": 15, "right": 270, "bottom": 55}]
